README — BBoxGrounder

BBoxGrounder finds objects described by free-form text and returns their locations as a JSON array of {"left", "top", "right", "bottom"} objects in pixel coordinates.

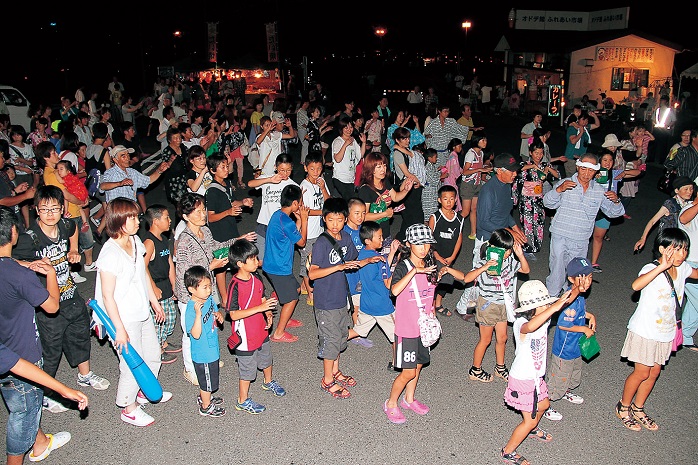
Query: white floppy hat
[
  {"left": 601, "top": 133, "right": 621, "bottom": 148},
  {"left": 516, "top": 280, "right": 557, "bottom": 313}
]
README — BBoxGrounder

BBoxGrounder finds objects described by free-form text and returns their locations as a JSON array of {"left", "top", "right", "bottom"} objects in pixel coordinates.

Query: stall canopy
[{"left": 677, "top": 62, "right": 698, "bottom": 105}]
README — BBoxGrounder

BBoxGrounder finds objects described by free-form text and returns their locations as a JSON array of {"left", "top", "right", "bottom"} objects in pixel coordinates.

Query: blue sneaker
[
  {"left": 261, "top": 379, "right": 286, "bottom": 397},
  {"left": 235, "top": 398, "right": 266, "bottom": 414}
]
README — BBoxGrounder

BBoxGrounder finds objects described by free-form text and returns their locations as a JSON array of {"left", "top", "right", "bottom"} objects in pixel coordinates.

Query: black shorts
[
  {"left": 265, "top": 273, "right": 299, "bottom": 305},
  {"left": 193, "top": 360, "right": 220, "bottom": 393},
  {"left": 394, "top": 335, "right": 430, "bottom": 369}
]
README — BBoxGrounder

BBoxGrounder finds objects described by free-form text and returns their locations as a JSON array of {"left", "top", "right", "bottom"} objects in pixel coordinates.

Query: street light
[
  {"left": 374, "top": 26, "right": 387, "bottom": 57},
  {"left": 462, "top": 20, "right": 472, "bottom": 68}
]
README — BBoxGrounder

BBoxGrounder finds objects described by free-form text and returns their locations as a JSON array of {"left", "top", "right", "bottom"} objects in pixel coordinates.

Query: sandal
[
  {"left": 501, "top": 448, "right": 530, "bottom": 465},
  {"left": 332, "top": 371, "right": 357, "bottom": 387},
  {"left": 321, "top": 378, "right": 350, "bottom": 399},
  {"left": 631, "top": 402, "right": 659, "bottom": 431},
  {"left": 435, "top": 306, "right": 453, "bottom": 317},
  {"left": 615, "top": 401, "right": 641, "bottom": 431},
  {"left": 527, "top": 428, "right": 553, "bottom": 443},
  {"left": 468, "top": 366, "right": 493, "bottom": 383},
  {"left": 494, "top": 364, "right": 509, "bottom": 381}
]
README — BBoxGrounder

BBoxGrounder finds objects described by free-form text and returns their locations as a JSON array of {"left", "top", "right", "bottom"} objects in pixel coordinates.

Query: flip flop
[{"left": 270, "top": 331, "right": 298, "bottom": 343}]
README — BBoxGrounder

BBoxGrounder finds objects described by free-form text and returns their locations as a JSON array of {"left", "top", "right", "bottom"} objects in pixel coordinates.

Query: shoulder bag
[{"left": 656, "top": 260, "right": 684, "bottom": 351}]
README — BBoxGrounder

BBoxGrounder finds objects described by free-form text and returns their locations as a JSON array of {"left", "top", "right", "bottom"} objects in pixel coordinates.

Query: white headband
[{"left": 576, "top": 159, "right": 600, "bottom": 170}]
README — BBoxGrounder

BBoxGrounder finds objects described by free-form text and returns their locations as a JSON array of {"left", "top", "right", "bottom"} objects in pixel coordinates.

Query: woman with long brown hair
[{"left": 357, "top": 152, "right": 412, "bottom": 250}]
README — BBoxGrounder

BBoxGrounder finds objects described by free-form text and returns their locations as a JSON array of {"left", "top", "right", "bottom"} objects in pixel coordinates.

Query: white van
[{"left": 0, "top": 85, "right": 32, "bottom": 132}]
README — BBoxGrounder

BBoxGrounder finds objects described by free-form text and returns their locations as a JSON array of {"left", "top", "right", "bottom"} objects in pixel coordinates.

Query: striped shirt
[
  {"left": 543, "top": 173, "right": 625, "bottom": 241},
  {"left": 100, "top": 166, "right": 150, "bottom": 202},
  {"left": 423, "top": 117, "right": 469, "bottom": 152},
  {"left": 665, "top": 143, "right": 698, "bottom": 180}
]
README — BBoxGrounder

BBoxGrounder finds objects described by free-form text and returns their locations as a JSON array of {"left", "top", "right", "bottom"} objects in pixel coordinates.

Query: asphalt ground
[{"left": 1, "top": 111, "right": 696, "bottom": 465}]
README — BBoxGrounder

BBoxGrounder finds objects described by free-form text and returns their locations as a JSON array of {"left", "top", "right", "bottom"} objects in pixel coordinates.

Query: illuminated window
[{"left": 610, "top": 68, "right": 649, "bottom": 91}]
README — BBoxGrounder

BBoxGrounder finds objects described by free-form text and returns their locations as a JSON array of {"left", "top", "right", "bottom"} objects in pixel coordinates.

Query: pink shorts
[{"left": 504, "top": 376, "right": 549, "bottom": 413}]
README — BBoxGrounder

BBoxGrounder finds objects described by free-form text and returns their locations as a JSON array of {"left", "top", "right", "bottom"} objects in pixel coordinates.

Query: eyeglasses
[
  {"left": 682, "top": 133, "right": 691, "bottom": 137},
  {"left": 37, "top": 207, "right": 62, "bottom": 214}
]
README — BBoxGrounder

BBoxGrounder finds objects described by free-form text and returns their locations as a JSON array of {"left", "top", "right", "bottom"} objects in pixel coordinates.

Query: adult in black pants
[{"left": 391, "top": 127, "right": 425, "bottom": 240}]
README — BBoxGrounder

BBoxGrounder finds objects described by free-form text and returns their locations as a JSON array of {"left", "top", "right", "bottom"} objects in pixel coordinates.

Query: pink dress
[{"left": 443, "top": 151, "right": 462, "bottom": 212}]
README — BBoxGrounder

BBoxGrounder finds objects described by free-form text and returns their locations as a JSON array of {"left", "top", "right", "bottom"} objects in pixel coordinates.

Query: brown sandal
[
  {"left": 332, "top": 371, "right": 357, "bottom": 387},
  {"left": 321, "top": 378, "right": 350, "bottom": 399},
  {"left": 615, "top": 401, "right": 641, "bottom": 431},
  {"left": 631, "top": 402, "right": 659, "bottom": 431}
]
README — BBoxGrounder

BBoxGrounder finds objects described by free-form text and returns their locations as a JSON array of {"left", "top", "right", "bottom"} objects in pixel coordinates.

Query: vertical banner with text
[
  {"left": 266, "top": 22, "right": 279, "bottom": 63},
  {"left": 207, "top": 22, "right": 218, "bottom": 63}
]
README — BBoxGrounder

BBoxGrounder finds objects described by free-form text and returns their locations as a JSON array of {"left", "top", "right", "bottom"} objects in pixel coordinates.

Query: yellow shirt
[
  {"left": 457, "top": 116, "right": 474, "bottom": 140},
  {"left": 43, "top": 166, "right": 82, "bottom": 219}
]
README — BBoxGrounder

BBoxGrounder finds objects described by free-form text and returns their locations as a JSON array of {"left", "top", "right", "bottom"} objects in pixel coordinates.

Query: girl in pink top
[
  {"left": 383, "top": 224, "right": 438, "bottom": 424},
  {"left": 443, "top": 138, "right": 463, "bottom": 212}
]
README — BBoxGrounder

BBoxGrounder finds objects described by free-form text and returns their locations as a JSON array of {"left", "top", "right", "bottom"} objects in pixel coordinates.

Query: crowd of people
[{"left": 0, "top": 74, "right": 696, "bottom": 465}]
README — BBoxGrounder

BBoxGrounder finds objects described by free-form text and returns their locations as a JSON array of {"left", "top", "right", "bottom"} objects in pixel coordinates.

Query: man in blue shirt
[{"left": 456, "top": 153, "right": 526, "bottom": 315}]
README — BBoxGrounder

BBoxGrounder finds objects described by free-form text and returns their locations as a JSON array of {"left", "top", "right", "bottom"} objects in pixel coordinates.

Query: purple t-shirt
[
  {"left": 310, "top": 231, "right": 358, "bottom": 310},
  {"left": 0, "top": 257, "right": 48, "bottom": 363}
]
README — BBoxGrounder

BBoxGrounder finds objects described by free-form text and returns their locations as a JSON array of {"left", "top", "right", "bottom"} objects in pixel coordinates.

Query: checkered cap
[{"left": 404, "top": 223, "right": 436, "bottom": 245}]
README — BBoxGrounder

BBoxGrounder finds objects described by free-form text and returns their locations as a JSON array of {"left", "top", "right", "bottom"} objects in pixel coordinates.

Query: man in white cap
[
  {"left": 543, "top": 153, "right": 625, "bottom": 297},
  {"left": 99, "top": 145, "right": 170, "bottom": 204}
]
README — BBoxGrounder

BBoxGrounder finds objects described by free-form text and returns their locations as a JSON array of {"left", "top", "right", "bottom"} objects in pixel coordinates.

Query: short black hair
[
  {"left": 280, "top": 184, "right": 302, "bottom": 207},
  {"left": 305, "top": 151, "right": 323, "bottom": 166},
  {"left": 206, "top": 152, "right": 227, "bottom": 173},
  {"left": 228, "top": 239, "right": 259, "bottom": 270},
  {"left": 322, "top": 197, "right": 348, "bottom": 218},
  {"left": 0, "top": 206, "right": 19, "bottom": 247},
  {"left": 35, "top": 185, "right": 64, "bottom": 208},
  {"left": 275, "top": 153, "right": 293, "bottom": 166},
  {"left": 347, "top": 197, "right": 364, "bottom": 210},
  {"left": 438, "top": 185, "right": 457, "bottom": 197},
  {"left": 184, "top": 265, "right": 210, "bottom": 292},
  {"left": 144, "top": 204, "right": 169, "bottom": 230},
  {"left": 359, "top": 221, "right": 381, "bottom": 246}
]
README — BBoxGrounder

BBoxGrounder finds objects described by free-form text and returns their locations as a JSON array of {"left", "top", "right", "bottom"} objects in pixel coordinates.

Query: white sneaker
[
  {"left": 83, "top": 263, "right": 98, "bottom": 272},
  {"left": 563, "top": 390, "right": 584, "bottom": 404},
  {"left": 71, "top": 272, "right": 87, "bottom": 284},
  {"left": 27, "top": 431, "right": 71, "bottom": 462},
  {"left": 120, "top": 406, "right": 154, "bottom": 427},
  {"left": 183, "top": 370, "right": 199, "bottom": 386},
  {"left": 77, "top": 371, "right": 110, "bottom": 390},
  {"left": 42, "top": 397, "right": 69, "bottom": 413},
  {"left": 543, "top": 407, "right": 562, "bottom": 421},
  {"left": 137, "top": 390, "right": 173, "bottom": 405}
]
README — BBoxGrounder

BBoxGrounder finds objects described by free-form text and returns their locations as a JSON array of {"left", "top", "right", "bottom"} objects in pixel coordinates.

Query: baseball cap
[
  {"left": 493, "top": 153, "right": 521, "bottom": 171},
  {"left": 271, "top": 111, "right": 285, "bottom": 123},
  {"left": 404, "top": 224, "right": 436, "bottom": 245},
  {"left": 109, "top": 145, "right": 135, "bottom": 158},
  {"left": 516, "top": 280, "right": 557, "bottom": 313},
  {"left": 672, "top": 176, "right": 693, "bottom": 190},
  {"left": 566, "top": 257, "right": 594, "bottom": 277}
]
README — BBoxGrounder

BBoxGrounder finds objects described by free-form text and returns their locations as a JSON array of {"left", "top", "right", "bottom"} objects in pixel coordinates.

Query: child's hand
[
  {"left": 415, "top": 265, "right": 437, "bottom": 275},
  {"left": 264, "top": 310, "right": 274, "bottom": 329},
  {"left": 114, "top": 328, "right": 130, "bottom": 354},
  {"left": 390, "top": 239, "right": 401, "bottom": 254},
  {"left": 658, "top": 246, "right": 677, "bottom": 270},
  {"left": 298, "top": 204, "right": 310, "bottom": 220},
  {"left": 438, "top": 266, "right": 452, "bottom": 280},
  {"left": 241, "top": 231, "right": 257, "bottom": 242},
  {"left": 213, "top": 311, "right": 224, "bottom": 324},
  {"left": 582, "top": 327, "right": 596, "bottom": 338},
  {"left": 269, "top": 174, "right": 283, "bottom": 184},
  {"left": 339, "top": 261, "right": 361, "bottom": 271},
  {"left": 575, "top": 274, "right": 592, "bottom": 292},
  {"left": 361, "top": 255, "right": 384, "bottom": 267},
  {"left": 512, "top": 241, "right": 524, "bottom": 257},
  {"left": 262, "top": 298, "right": 278, "bottom": 312},
  {"left": 316, "top": 177, "right": 326, "bottom": 189},
  {"left": 588, "top": 314, "right": 596, "bottom": 331},
  {"left": 484, "top": 258, "right": 498, "bottom": 268},
  {"left": 242, "top": 198, "right": 254, "bottom": 208},
  {"left": 194, "top": 301, "right": 204, "bottom": 313},
  {"left": 633, "top": 238, "right": 645, "bottom": 252},
  {"left": 59, "top": 387, "right": 89, "bottom": 411}
]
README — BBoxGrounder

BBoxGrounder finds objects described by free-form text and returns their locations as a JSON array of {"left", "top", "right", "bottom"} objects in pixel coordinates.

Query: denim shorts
[
  {"left": 70, "top": 217, "right": 95, "bottom": 252},
  {"left": 0, "top": 375, "right": 44, "bottom": 455}
]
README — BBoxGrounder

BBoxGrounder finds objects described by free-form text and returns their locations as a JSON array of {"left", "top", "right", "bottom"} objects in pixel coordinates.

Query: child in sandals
[
  {"left": 469, "top": 229, "right": 530, "bottom": 383},
  {"left": 501, "top": 280, "right": 576, "bottom": 465},
  {"left": 616, "top": 228, "right": 698, "bottom": 432}
]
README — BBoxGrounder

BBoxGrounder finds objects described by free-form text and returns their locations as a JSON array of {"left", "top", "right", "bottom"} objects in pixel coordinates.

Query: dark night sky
[{"left": 4, "top": 3, "right": 696, "bottom": 104}]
